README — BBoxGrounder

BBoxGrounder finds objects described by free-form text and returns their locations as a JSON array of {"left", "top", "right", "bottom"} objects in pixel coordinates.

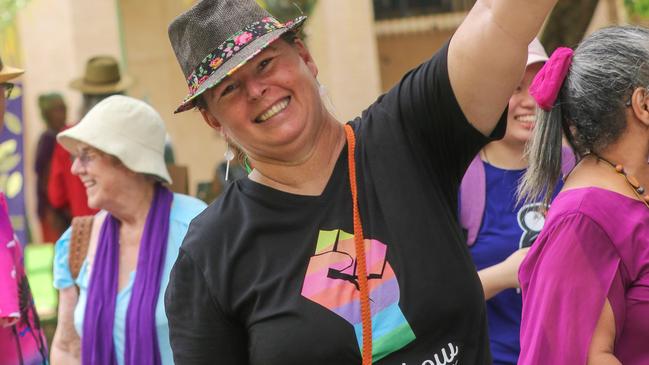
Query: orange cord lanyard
[{"left": 344, "top": 124, "right": 373, "bottom": 365}]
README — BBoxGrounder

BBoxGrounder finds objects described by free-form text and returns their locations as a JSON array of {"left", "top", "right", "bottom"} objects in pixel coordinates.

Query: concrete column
[
  {"left": 17, "top": 0, "right": 121, "bottom": 242},
  {"left": 306, "top": 0, "right": 382, "bottom": 122},
  {"left": 117, "top": 0, "right": 222, "bottom": 195}
]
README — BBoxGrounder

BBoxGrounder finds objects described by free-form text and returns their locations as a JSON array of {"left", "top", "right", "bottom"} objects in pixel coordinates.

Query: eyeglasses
[
  {"left": 1, "top": 83, "right": 14, "bottom": 99},
  {"left": 72, "top": 149, "right": 99, "bottom": 168}
]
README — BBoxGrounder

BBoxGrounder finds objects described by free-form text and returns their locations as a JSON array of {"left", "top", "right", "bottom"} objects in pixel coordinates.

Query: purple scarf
[{"left": 82, "top": 184, "right": 173, "bottom": 365}]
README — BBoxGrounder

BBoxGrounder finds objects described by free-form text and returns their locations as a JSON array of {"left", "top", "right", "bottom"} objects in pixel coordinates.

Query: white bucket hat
[{"left": 57, "top": 95, "right": 172, "bottom": 184}]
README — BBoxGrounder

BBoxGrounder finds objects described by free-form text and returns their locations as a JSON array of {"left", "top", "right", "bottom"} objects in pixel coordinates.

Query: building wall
[
  {"left": 117, "top": 0, "right": 382, "bottom": 197},
  {"left": 375, "top": 12, "right": 464, "bottom": 92},
  {"left": 375, "top": 0, "right": 633, "bottom": 95},
  {"left": 306, "top": 0, "right": 382, "bottom": 122},
  {"left": 17, "top": 0, "right": 121, "bottom": 242},
  {"left": 377, "top": 28, "right": 455, "bottom": 92},
  {"left": 11, "top": 0, "right": 382, "bottom": 241},
  {"left": 9, "top": 0, "right": 635, "bottom": 242},
  {"left": 118, "top": 0, "right": 221, "bottom": 196}
]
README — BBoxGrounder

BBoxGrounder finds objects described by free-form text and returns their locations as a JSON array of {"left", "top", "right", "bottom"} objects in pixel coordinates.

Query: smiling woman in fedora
[
  {"left": 0, "top": 57, "right": 49, "bottom": 365},
  {"left": 164, "top": 0, "right": 558, "bottom": 364},
  {"left": 49, "top": 95, "right": 206, "bottom": 365}
]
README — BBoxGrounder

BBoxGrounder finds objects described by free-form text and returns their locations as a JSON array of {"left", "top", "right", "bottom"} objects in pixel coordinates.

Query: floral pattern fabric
[
  {"left": 0, "top": 193, "right": 48, "bottom": 365},
  {"left": 177, "top": 15, "right": 305, "bottom": 112}
]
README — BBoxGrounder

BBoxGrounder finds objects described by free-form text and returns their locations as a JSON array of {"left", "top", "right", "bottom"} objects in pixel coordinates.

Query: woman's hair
[{"left": 518, "top": 26, "right": 649, "bottom": 206}]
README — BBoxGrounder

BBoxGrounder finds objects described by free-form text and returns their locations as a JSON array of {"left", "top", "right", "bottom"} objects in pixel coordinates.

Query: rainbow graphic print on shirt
[{"left": 301, "top": 229, "right": 415, "bottom": 362}]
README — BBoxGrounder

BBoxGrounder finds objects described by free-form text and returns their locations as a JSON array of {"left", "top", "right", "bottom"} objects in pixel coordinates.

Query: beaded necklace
[{"left": 591, "top": 153, "right": 649, "bottom": 209}]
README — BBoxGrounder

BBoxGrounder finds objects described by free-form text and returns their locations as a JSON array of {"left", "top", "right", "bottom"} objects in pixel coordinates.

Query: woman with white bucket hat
[{"left": 50, "top": 95, "right": 206, "bottom": 365}]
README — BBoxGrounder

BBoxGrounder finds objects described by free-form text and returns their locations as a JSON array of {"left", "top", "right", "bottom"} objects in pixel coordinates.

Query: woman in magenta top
[{"left": 517, "top": 27, "right": 649, "bottom": 364}]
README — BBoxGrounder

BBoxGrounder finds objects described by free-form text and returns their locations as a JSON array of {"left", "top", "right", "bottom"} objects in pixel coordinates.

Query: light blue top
[{"left": 53, "top": 193, "right": 206, "bottom": 365}]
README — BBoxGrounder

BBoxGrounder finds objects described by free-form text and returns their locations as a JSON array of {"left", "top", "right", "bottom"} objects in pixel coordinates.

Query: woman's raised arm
[{"left": 449, "top": 0, "right": 557, "bottom": 135}]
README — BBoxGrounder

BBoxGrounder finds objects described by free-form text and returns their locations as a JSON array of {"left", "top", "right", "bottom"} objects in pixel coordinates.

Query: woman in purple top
[{"left": 517, "top": 27, "right": 649, "bottom": 364}]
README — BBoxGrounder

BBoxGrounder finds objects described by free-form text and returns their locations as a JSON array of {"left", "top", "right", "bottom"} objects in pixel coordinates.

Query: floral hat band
[{"left": 175, "top": 15, "right": 306, "bottom": 113}]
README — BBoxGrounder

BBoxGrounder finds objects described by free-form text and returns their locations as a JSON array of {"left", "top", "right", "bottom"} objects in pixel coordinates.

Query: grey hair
[{"left": 518, "top": 26, "right": 649, "bottom": 206}]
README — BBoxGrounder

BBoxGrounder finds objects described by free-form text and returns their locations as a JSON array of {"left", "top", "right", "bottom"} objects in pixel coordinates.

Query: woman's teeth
[
  {"left": 256, "top": 98, "right": 289, "bottom": 122},
  {"left": 516, "top": 115, "right": 536, "bottom": 123}
]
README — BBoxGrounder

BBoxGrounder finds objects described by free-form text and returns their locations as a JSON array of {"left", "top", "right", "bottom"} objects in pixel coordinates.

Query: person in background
[
  {"left": 0, "top": 57, "right": 48, "bottom": 364},
  {"left": 35, "top": 93, "right": 70, "bottom": 243},
  {"left": 518, "top": 26, "right": 649, "bottom": 364},
  {"left": 50, "top": 95, "right": 206, "bottom": 365},
  {"left": 163, "top": 0, "right": 558, "bottom": 363},
  {"left": 459, "top": 39, "right": 573, "bottom": 365},
  {"left": 48, "top": 55, "right": 132, "bottom": 218}
]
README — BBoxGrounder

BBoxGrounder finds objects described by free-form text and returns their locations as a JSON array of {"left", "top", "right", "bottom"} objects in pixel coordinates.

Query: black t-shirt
[{"left": 165, "top": 42, "right": 506, "bottom": 365}]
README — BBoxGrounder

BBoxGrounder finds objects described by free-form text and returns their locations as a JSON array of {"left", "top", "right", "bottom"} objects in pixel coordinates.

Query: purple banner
[{"left": 1, "top": 81, "right": 28, "bottom": 245}]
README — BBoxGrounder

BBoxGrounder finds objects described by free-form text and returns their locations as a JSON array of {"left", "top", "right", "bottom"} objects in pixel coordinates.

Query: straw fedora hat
[
  {"left": 57, "top": 95, "right": 172, "bottom": 184},
  {"left": 70, "top": 56, "right": 133, "bottom": 95},
  {"left": 0, "top": 57, "right": 24, "bottom": 83},
  {"left": 168, "top": 0, "right": 306, "bottom": 113}
]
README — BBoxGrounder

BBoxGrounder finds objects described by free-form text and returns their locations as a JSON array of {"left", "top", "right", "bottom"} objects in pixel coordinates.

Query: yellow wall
[
  {"left": 306, "top": 0, "right": 381, "bottom": 122},
  {"left": 377, "top": 29, "right": 454, "bottom": 92},
  {"left": 17, "top": 0, "right": 122, "bottom": 242},
  {"left": 11, "top": 0, "right": 634, "bottom": 242},
  {"left": 12, "top": 0, "right": 384, "bottom": 242},
  {"left": 118, "top": 0, "right": 223, "bottom": 196}
]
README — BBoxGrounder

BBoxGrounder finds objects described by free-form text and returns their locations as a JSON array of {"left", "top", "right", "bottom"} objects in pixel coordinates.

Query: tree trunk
[{"left": 541, "top": 0, "right": 600, "bottom": 52}]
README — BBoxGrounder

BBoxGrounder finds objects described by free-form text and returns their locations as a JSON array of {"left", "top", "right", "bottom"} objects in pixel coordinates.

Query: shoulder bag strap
[
  {"left": 459, "top": 154, "right": 486, "bottom": 246},
  {"left": 69, "top": 215, "right": 95, "bottom": 281}
]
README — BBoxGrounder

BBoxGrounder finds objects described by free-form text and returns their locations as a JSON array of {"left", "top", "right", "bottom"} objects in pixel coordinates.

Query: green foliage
[
  {"left": 1, "top": 0, "right": 30, "bottom": 30},
  {"left": 0, "top": 0, "right": 31, "bottom": 31},
  {"left": 626, "top": 0, "right": 649, "bottom": 17},
  {"left": 256, "top": 0, "right": 318, "bottom": 22}
]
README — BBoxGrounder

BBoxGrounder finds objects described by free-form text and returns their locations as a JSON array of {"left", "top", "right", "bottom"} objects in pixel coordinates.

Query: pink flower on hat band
[
  {"left": 529, "top": 47, "right": 574, "bottom": 111},
  {"left": 235, "top": 32, "right": 253, "bottom": 46}
]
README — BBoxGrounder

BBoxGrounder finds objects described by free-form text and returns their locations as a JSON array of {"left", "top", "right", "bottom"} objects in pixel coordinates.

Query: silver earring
[
  {"left": 224, "top": 143, "right": 235, "bottom": 181},
  {"left": 318, "top": 82, "right": 338, "bottom": 117},
  {"left": 318, "top": 82, "right": 326, "bottom": 97}
]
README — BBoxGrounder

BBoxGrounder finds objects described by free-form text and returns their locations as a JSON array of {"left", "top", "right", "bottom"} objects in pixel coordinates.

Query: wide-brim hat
[
  {"left": 57, "top": 95, "right": 172, "bottom": 184},
  {"left": 70, "top": 55, "right": 133, "bottom": 95},
  {"left": 0, "top": 57, "right": 24, "bottom": 83},
  {"left": 527, "top": 38, "right": 549, "bottom": 67},
  {"left": 168, "top": 0, "right": 306, "bottom": 113}
]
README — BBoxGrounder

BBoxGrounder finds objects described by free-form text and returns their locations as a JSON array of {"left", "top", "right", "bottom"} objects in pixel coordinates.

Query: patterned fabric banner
[{"left": 1, "top": 82, "right": 28, "bottom": 245}]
